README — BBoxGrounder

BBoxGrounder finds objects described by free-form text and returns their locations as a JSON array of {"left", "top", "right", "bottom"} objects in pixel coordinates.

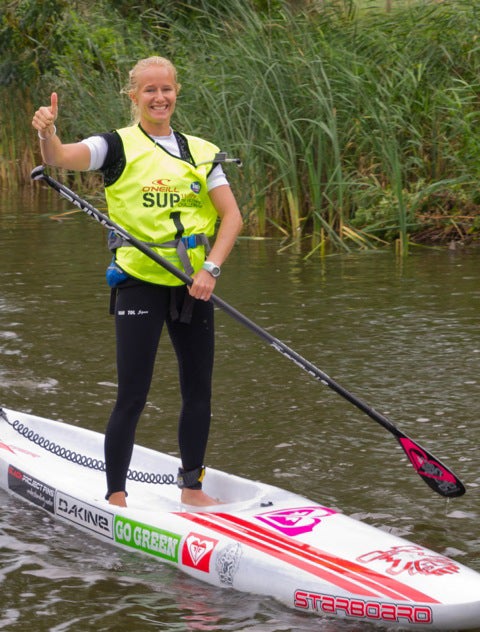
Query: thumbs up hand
[{"left": 32, "top": 92, "right": 58, "bottom": 140}]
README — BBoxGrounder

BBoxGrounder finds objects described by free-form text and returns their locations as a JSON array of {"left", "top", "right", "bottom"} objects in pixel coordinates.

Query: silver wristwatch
[{"left": 202, "top": 261, "right": 221, "bottom": 278}]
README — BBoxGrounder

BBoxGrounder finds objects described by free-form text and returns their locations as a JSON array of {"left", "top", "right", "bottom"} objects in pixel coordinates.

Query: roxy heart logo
[
  {"left": 182, "top": 532, "right": 218, "bottom": 572},
  {"left": 255, "top": 506, "right": 336, "bottom": 537}
]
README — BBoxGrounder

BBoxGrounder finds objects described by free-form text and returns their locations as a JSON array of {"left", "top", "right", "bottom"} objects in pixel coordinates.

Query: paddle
[{"left": 31, "top": 165, "right": 466, "bottom": 498}]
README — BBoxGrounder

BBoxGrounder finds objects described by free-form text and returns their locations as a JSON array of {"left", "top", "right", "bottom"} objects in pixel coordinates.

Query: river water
[{"left": 0, "top": 185, "right": 479, "bottom": 631}]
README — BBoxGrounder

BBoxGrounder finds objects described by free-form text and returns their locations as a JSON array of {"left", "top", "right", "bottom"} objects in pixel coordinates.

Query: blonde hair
[{"left": 123, "top": 56, "right": 181, "bottom": 123}]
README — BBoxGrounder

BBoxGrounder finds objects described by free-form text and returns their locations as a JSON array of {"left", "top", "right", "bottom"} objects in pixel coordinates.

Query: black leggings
[{"left": 104, "top": 282, "right": 214, "bottom": 496}]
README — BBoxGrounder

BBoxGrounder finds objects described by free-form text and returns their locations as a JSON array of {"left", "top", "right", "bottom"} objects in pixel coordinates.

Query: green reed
[
  {"left": 169, "top": 0, "right": 480, "bottom": 252},
  {"left": 2, "top": 0, "right": 480, "bottom": 252},
  {"left": 0, "top": 89, "right": 37, "bottom": 188}
]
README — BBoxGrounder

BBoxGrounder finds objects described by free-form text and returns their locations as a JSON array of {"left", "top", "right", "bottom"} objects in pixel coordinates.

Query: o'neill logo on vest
[
  {"left": 255, "top": 506, "right": 337, "bottom": 537},
  {"left": 182, "top": 532, "right": 218, "bottom": 572}
]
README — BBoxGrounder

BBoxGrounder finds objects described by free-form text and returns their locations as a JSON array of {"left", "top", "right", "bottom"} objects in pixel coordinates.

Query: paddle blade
[{"left": 398, "top": 436, "right": 466, "bottom": 498}]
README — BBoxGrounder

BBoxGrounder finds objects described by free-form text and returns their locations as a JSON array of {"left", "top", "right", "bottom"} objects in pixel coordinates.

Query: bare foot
[
  {"left": 108, "top": 491, "right": 127, "bottom": 507},
  {"left": 181, "top": 488, "right": 220, "bottom": 507}
]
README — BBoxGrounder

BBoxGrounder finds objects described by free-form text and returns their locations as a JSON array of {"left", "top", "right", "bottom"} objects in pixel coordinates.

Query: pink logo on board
[
  {"left": 357, "top": 545, "right": 460, "bottom": 577},
  {"left": 255, "top": 506, "right": 336, "bottom": 536}
]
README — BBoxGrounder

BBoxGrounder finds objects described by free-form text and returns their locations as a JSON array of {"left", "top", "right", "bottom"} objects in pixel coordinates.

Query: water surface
[{"left": 1, "top": 187, "right": 479, "bottom": 631}]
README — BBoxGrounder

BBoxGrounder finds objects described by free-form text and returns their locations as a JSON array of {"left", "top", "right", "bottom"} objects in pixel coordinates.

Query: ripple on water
[{"left": 1, "top": 231, "right": 480, "bottom": 630}]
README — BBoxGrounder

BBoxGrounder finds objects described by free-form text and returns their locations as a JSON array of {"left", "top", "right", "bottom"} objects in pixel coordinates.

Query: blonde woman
[{"left": 32, "top": 56, "right": 243, "bottom": 507}]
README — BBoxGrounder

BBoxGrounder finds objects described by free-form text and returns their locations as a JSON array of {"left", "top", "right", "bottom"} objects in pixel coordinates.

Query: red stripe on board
[
  {"left": 178, "top": 511, "right": 383, "bottom": 598},
  {"left": 215, "top": 513, "right": 439, "bottom": 604},
  {"left": 212, "top": 513, "right": 414, "bottom": 601},
  {"left": 177, "top": 511, "right": 439, "bottom": 605}
]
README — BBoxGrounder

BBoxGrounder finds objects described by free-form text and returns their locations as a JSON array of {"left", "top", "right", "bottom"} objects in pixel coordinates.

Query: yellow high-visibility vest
[{"left": 105, "top": 124, "right": 220, "bottom": 286}]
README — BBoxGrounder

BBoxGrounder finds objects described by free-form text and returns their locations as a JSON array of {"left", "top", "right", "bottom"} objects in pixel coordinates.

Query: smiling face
[{"left": 129, "top": 61, "right": 179, "bottom": 136}]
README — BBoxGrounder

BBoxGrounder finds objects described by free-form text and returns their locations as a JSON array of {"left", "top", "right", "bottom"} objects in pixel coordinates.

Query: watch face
[{"left": 204, "top": 262, "right": 221, "bottom": 277}]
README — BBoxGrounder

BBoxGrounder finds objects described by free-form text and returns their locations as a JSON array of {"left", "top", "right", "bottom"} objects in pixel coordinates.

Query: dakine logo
[
  {"left": 55, "top": 492, "right": 114, "bottom": 539},
  {"left": 182, "top": 532, "right": 218, "bottom": 572}
]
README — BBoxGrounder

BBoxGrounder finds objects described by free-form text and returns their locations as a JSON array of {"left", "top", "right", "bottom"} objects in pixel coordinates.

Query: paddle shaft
[{"left": 31, "top": 166, "right": 465, "bottom": 498}]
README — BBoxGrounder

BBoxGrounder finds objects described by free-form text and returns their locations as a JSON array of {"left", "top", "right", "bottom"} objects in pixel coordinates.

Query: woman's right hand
[
  {"left": 32, "top": 92, "right": 58, "bottom": 140},
  {"left": 30, "top": 92, "right": 91, "bottom": 170}
]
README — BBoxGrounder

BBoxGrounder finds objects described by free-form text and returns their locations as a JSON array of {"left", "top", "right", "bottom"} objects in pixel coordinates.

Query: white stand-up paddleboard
[{"left": 1, "top": 407, "right": 479, "bottom": 630}]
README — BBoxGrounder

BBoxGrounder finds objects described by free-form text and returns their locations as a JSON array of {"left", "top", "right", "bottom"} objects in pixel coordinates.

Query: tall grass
[
  {"left": 2, "top": 0, "right": 480, "bottom": 253},
  {"left": 170, "top": 0, "right": 480, "bottom": 252},
  {"left": 0, "top": 89, "right": 37, "bottom": 187}
]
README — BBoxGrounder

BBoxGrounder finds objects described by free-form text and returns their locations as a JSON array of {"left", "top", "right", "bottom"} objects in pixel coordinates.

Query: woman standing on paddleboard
[{"left": 31, "top": 56, "right": 243, "bottom": 508}]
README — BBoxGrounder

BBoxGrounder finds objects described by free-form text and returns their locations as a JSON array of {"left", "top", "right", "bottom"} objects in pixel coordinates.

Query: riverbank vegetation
[{"left": 1, "top": 0, "right": 480, "bottom": 253}]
